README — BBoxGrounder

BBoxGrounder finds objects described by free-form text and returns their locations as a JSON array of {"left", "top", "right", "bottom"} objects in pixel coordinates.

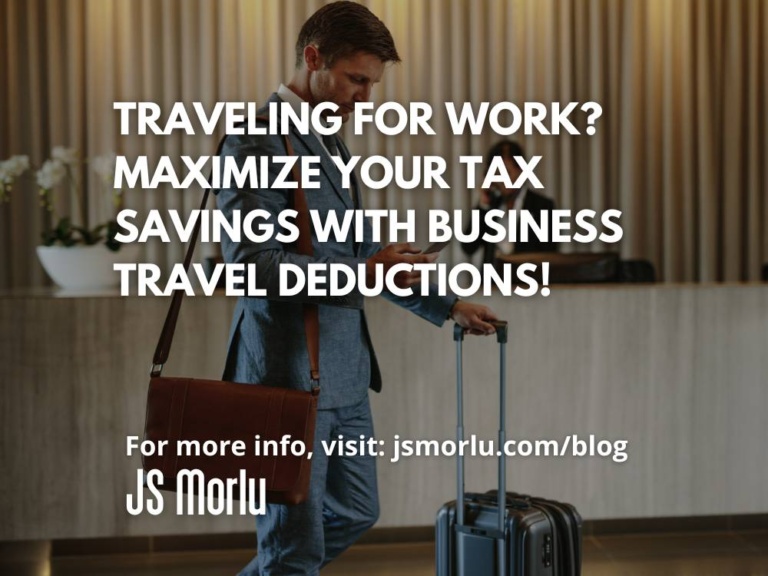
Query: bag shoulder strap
[{"left": 150, "top": 117, "right": 320, "bottom": 387}]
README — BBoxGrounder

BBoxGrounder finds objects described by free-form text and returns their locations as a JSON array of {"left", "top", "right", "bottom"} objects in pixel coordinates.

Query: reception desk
[{"left": 1, "top": 284, "right": 767, "bottom": 540}]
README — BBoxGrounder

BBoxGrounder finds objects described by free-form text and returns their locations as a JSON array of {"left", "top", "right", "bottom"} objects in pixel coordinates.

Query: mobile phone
[{"left": 422, "top": 240, "right": 451, "bottom": 254}]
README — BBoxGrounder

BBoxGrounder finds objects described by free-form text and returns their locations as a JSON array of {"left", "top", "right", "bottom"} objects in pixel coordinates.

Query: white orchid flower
[
  {"left": 91, "top": 152, "right": 117, "bottom": 186},
  {"left": 2, "top": 149, "right": 127, "bottom": 240},
  {"left": 0, "top": 155, "right": 30, "bottom": 180},
  {"left": 36, "top": 159, "right": 67, "bottom": 190},
  {"left": 0, "top": 155, "right": 30, "bottom": 182},
  {"left": 51, "top": 146, "right": 79, "bottom": 166},
  {"left": 0, "top": 155, "right": 30, "bottom": 201}
]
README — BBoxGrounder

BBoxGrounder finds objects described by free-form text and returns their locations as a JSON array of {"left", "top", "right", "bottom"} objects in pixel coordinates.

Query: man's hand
[
  {"left": 366, "top": 243, "right": 439, "bottom": 289},
  {"left": 449, "top": 300, "right": 499, "bottom": 336},
  {"left": 478, "top": 187, "right": 493, "bottom": 208}
]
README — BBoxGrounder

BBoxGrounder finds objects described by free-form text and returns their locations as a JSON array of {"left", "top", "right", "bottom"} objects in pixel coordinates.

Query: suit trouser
[{"left": 239, "top": 395, "right": 379, "bottom": 576}]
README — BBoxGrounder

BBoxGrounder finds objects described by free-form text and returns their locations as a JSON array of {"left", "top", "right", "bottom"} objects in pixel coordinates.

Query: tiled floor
[{"left": 1, "top": 531, "right": 767, "bottom": 575}]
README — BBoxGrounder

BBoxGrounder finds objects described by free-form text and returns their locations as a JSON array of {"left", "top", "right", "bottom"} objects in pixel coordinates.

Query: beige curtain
[{"left": 1, "top": 0, "right": 766, "bottom": 289}]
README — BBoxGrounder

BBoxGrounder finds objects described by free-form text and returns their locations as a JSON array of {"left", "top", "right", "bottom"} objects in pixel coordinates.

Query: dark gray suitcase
[{"left": 435, "top": 322, "right": 582, "bottom": 576}]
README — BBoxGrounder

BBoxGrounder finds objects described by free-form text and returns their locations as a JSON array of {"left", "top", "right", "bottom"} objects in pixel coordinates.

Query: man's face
[{"left": 308, "top": 50, "right": 385, "bottom": 123}]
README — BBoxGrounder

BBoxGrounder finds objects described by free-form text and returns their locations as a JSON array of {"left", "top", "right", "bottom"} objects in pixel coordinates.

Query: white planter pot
[{"left": 36, "top": 244, "right": 142, "bottom": 291}]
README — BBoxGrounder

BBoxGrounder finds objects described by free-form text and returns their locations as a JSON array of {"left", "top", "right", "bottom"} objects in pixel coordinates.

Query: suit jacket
[
  {"left": 461, "top": 189, "right": 557, "bottom": 265},
  {"left": 215, "top": 94, "right": 454, "bottom": 409}
]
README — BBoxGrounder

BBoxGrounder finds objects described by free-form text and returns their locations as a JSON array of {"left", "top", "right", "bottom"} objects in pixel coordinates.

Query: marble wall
[{"left": 1, "top": 284, "right": 766, "bottom": 540}]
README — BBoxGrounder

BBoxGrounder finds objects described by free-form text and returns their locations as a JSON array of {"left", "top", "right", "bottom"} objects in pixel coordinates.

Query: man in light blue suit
[{"left": 216, "top": 3, "right": 497, "bottom": 574}]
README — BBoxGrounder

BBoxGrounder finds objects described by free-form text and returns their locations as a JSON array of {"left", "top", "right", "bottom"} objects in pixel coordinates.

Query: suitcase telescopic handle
[{"left": 454, "top": 320, "right": 508, "bottom": 576}]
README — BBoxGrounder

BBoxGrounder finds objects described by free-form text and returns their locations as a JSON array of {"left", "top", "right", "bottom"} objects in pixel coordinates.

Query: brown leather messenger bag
[{"left": 142, "top": 129, "right": 318, "bottom": 505}]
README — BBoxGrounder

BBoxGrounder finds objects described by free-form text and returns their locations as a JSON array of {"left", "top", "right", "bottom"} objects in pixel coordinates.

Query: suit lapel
[
  {"left": 336, "top": 136, "right": 364, "bottom": 256},
  {"left": 337, "top": 137, "right": 360, "bottom": 209},
  {"left": 288, "top": 126, "right": 355, "bottom": 210}
]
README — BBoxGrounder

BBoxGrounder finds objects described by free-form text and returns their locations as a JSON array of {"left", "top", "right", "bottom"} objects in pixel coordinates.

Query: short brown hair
[
  {"left": 295, "top": 1, "right": 400, "bottom": 69},
  {"left": 486, "top": 140, "right": 526, "bottom": 171}
]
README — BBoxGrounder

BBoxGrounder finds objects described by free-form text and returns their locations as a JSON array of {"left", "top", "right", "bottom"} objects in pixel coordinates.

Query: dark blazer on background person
[{"left": 462, "top": 189, "right": 558, "bottom": 265}]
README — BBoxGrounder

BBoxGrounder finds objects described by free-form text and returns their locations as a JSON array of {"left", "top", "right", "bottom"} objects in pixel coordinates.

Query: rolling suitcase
[{"left": 435, "top": 321, "right": 582, "bottom": 576}]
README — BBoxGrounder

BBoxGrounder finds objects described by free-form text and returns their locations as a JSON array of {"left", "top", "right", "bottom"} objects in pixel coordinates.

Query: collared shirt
[
  {"left": 276, "top": 84, "right": 358, "bottom": 209},
  {"left": 276, "top": 84, "right": 335, "bottom": 159}
]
